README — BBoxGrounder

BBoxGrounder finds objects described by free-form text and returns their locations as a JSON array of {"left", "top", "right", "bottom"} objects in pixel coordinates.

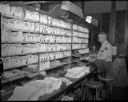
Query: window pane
[
  {"left": 116, "top": 10, "right": 126, "bottom": 21},
  {"left": 115, "top": 10, "right": 126, "bottom": 43},
  {"left": 102, "top": 21, "right": 110, "bottom": 34},
  {"left": 102, "top": 13, "right": 110, "bottom": 21},
  {"left": 115, "top": 21, "right": 125, "bottom": 43}
]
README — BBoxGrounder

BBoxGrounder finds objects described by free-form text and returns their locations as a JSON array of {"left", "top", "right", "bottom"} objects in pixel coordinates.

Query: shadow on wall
[
  {"left": 88, "top": 41, "right": 101, "bottom": 51},
  {"left": 112, "top": 57, "right": 128, "bottom": 87}
]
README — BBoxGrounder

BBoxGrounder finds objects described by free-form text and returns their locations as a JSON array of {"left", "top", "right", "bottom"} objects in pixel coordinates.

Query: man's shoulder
[
  {"left": 104, "top": 41, "right": 112, "bottom": 50},
  {"left": 105, "top": 41, "right": 112, "bottom": 46}
]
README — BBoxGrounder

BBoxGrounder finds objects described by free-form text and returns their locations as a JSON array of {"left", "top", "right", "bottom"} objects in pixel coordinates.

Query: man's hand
[
  {"left": 87, "top": 56, "right": 97, "bottom": 62},
  {"left": 88, "top": 53, "right": 97, "bottom": 58},
  {"left": 87, "top": 53, "right": 97, "bottom": 62}
]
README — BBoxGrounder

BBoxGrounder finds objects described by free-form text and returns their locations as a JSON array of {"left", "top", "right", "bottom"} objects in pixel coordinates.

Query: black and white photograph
[{"left": 0, "top": 0, "right": 128, "bottom": 101}]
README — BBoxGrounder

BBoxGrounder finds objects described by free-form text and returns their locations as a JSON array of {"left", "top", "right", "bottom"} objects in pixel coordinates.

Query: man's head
[
  {"left": 34, "top": 3, "right": 40, "bottom": 11},
  {"left": 98, "top": 32, "right": 107, "bottom": 44}
]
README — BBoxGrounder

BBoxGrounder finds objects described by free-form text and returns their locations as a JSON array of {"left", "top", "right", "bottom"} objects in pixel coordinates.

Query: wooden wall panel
[{"left": 109, "top": 1, "right": 116, "bottom": 45}]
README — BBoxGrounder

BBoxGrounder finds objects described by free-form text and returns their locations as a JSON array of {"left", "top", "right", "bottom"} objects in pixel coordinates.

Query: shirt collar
[{"left": 102, "top": 40, "right": 108, "bottom": 46}]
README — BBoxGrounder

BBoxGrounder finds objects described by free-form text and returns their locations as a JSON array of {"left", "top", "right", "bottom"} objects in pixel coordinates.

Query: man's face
[
  {"left": 98, "top": 34, "right": 106, "bottom": 44},
  {"left": 35, "top": 3, "right": 40, "bottom": 10}
]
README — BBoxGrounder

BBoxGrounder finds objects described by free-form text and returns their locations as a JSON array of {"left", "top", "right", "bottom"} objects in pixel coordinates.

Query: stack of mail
[
  {"left": 3, "top": 71, "right": 19, "bottom": 78},
  {"left": 8, "top": 77, "right": 62, "bottom": 101},
  {"left": 65, "top": 66, "right": 90, "bottom": 79},
  {"left": 24, "top": 64, "right": 38, "bottom": 73},
  {"left": 58, "top": 77, "right": 72, "bottom": 86},
  {"left": 50, "top": 60, "right": 60, "bottom": 68}
]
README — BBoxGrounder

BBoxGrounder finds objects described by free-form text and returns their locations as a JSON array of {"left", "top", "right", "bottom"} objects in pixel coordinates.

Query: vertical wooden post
[
  {"left": 0, "top": 13, "right": 1, "bottom": 58},
  {"left": 100, "top": 15, "right": 102, "bottom": 32},
  {"left": 81, "top": 1, "right": 85, "bottom": 17},
  {"left": 38, "top": 11, "right": 40, "bottom": 73},
  {"left": 109, "top": 1, "right": 116, "bottom": 45},
  {"left": 125, "top": 1, "right": 128, "bottom": 46},
  {"left": 71, "top": 22, "right": 73, "bottom": 69}
]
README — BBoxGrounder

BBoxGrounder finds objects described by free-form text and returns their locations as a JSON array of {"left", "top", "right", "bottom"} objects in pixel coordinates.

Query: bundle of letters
[
  {"left": 8, "top": 77, "right": 62, "bottom": 101},
  {"left": 65, "top": 66, "right": 90, "bottom": 79},
  {"left": 50, "top": 60, "right": 60, "bottom": 68}
]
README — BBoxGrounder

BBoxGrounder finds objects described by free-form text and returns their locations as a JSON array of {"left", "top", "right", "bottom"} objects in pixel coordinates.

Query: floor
[
  {"left": 71, "top": 86, "right": 128, "bottom": 100},
  {"left": 111, "top": 87, "right": 128, "bottom": 100}
]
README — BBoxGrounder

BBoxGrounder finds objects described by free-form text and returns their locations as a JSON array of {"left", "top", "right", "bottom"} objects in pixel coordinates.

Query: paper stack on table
[
  {"left": 61, "top": 95, "right": 74, "bottom": 101},
  {"left": 8, "top": 77, "right": 62, "bottom": 101},
  {"left": 50, "top": 60, "right": 60, "bottom": 68},
  {"left": 8, "top": 85, "right": 37, "bottom": 101},
  {"left": 24, "top": 64, "right": 39, "bottom": 73},
  {"left": 3, "top": 71, "right": 19, "bottom": 78},
  {"left": 58, "top": 77, "right": 72, "bottom": 86},
  {"left": 65, "top": 66, "right": 90, "bottom": 79}
]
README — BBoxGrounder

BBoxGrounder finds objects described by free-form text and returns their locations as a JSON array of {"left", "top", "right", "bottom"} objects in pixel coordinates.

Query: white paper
[
  {"left": 58, "top": 77, "right": 72, "bottom": 86},
  {"left": 8, "top": 86, "right": 37, "bottom": 101},
  {"left": 65, "top": 66, "right": 90, "bottom": 79}
]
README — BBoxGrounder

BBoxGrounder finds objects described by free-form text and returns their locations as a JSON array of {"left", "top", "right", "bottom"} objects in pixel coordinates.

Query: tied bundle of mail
[
  {"left": 65, "top": 66, "right": 90, "bottom": 79},
  {"left": 8, "top": 77, "right": 62, "bottom": 101}
]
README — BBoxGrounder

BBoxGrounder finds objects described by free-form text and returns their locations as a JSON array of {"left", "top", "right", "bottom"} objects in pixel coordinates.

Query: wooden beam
[
  {"left": 81, "top": 1, "right": 85, "bottom": 16},
  {"left": 109, "top": 1, "right": 116, "bottom": 45},
  {"left": 125, "top": 1, "right": 128, "bottom": 46}
]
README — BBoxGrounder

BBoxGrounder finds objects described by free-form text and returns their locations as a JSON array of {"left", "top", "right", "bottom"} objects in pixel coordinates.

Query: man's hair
[{"left": 99, "top": 32, "right": 107, "bottom": 38}]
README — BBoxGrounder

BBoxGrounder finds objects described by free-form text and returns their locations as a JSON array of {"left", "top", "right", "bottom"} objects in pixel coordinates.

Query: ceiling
[
  {"left": 7, "top": 1, "right": 127, "bottom": 18},
  {"left": 47, "top": 1, "right": 127, "bottom": 14},
  {"left": 9, "top": 1, "right": 127, "bottom": 13}
]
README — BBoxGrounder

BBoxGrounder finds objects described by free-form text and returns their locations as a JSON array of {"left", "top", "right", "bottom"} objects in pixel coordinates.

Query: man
[{"left": 88, "top": 32, "right": 113, "bottom": 77}]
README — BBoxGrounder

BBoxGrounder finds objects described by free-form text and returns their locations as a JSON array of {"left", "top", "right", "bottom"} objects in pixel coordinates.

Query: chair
[
  {"left": 81, "top": 80, "right": 103, "bottom": 100},
  {"left": 98, "top": 75, "right": 114, "bottom": 100},
  {"left": 97, "top": 59, "right": 115, "bottom": 100}
]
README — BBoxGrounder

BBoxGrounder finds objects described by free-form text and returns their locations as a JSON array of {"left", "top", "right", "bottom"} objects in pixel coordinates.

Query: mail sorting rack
[
  {"left": 71, "top": 23, "right": 89, "bottom": 67},
  {"left": 0, "top": 2, "right": 89, "bottom": 84},
  {"left": 72, "top": 23, "right": 89, "bottom": 54}
]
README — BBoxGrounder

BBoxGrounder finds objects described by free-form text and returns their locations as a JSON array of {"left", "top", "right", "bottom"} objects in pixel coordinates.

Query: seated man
[{"left": 88, "top": 32, "right": 113, "bottom": 77}]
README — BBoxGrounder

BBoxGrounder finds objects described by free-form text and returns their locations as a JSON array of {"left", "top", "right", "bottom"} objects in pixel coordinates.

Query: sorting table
[
  {"left": 39, "top": 67, "right": 96, "bottom": 101},
  {"left": 1, "top": 66, "right": 96, "bottom": 101}
]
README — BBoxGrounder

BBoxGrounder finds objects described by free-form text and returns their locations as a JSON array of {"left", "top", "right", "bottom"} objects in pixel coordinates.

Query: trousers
[{"left": 88, "top": 59, "right": 113, "bottom": 77}]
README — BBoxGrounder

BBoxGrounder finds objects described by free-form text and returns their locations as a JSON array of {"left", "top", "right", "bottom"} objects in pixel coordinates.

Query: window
[
  {"left": 115, "top": 10, "right": 126, "bottom": 43},
  {"left": 101, "top": 13, "right": 110, "bottom": 35}
]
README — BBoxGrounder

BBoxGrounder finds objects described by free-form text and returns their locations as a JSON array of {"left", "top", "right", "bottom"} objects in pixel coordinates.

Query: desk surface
[
  {"left": 1, "top": 67, "right": 96, "bottom": 101},
  {"left": 40, "top": 67, "right": 95, "bottom": 100}
]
